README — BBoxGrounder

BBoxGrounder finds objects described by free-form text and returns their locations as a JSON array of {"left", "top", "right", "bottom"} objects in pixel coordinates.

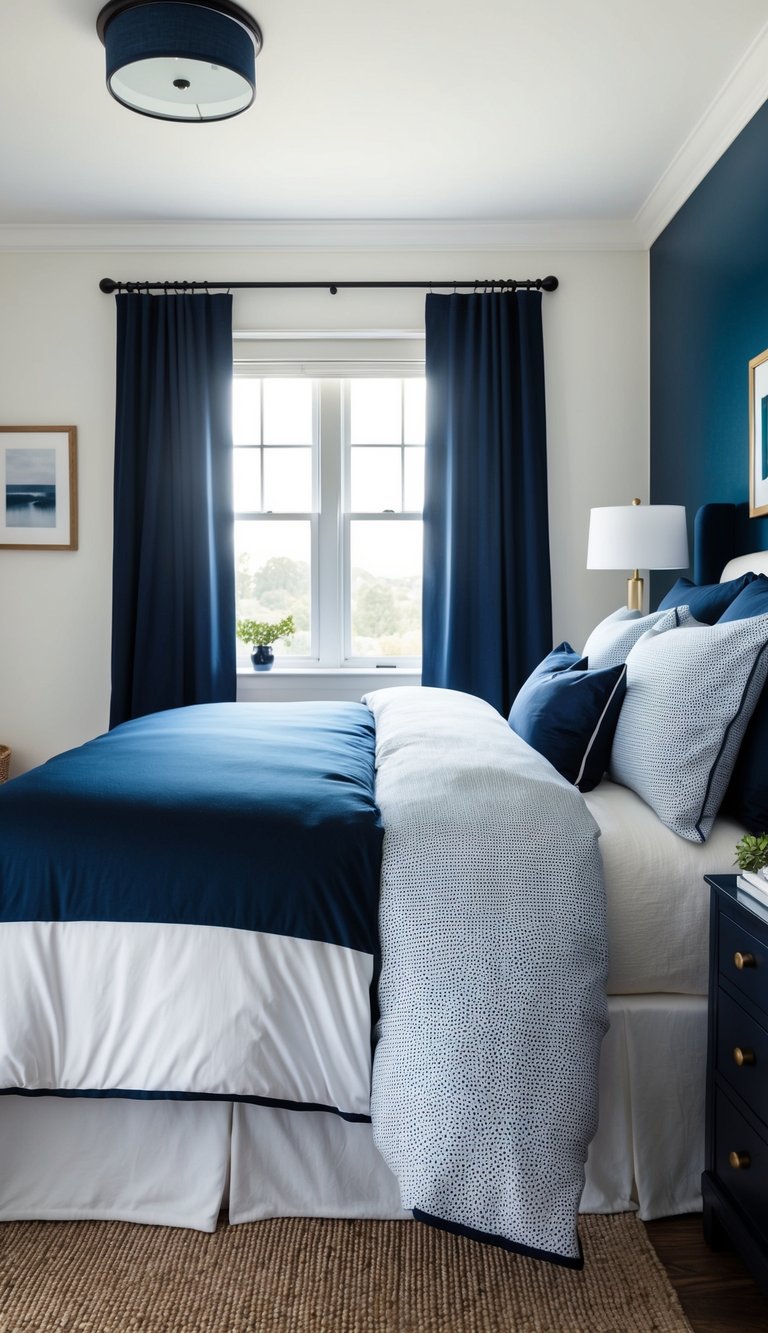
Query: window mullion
[
  {"left": 317, "top": 380, "right": 342, "bottom": 667},
  {"left": 259, "top": 385, "right": 265, "bottom": 511},
  {"left": 400, "top": 380, "right": 406, "bottom": 513},
  {"left": 341, "top": 381, "right": 353, "bottom": 664}
]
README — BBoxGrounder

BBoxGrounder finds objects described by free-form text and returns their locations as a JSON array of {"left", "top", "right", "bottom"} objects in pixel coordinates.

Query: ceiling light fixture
[{"left": 96, "top": 0, "right": 263, "bottom": 123}]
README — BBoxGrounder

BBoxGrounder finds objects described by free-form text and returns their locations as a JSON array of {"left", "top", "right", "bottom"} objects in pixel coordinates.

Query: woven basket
[{"left": 0, "top": 745, "right": 10, "bottom": 784}]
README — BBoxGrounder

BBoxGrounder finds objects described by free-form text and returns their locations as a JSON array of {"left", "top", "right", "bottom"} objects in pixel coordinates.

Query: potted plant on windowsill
[{"left": 236, "top": 616, "right": 295, "bottom": 672}]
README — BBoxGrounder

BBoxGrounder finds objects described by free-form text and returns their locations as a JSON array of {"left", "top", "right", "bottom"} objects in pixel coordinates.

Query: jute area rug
[{"left": 0, "top": 1214, "right": 692, "bottom": 1333}]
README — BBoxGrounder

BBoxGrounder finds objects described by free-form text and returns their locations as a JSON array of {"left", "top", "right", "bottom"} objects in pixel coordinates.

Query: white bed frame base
[{"left": 0, "top": 994, "right": 706, "bottom": 1229}]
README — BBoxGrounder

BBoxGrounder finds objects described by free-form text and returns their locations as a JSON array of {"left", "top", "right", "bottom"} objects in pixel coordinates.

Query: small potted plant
[
  {"left": 735, "top": 832, "right": 768, "bottom": 880},
  {"left": 236, "top": 616, "right": 295, "bottom": 672}
]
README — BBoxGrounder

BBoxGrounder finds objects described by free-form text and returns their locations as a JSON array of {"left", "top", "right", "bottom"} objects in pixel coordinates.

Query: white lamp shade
[{"left": 587, "top": 504, "right": 689, "bottom": 571}]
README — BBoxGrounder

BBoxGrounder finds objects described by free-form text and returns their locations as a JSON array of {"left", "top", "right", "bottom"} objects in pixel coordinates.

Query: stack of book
[{"left": 736, "top": 868, "right": 768, "bottom": 907}]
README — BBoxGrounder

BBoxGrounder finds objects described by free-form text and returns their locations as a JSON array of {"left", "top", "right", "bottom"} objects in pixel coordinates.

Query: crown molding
[
  {"left": 4, "top": 23, "right": 768, "bottom": 260},
  {"left": 636, "top": 19, "right": 768, "bottom": 247},
  {"left": 0, "top": 217, "right": 644, "bottom": 254}
]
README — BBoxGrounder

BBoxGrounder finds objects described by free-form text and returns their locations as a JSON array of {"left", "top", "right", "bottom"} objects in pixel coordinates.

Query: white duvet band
[{"left": 0, "top": 919, "right": 373, "bottom": 1117}]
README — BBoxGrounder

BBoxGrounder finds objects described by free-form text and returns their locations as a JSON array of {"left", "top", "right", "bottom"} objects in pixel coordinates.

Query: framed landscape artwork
[
  {"left": 0, "top": 426, "right": 78, "bottom": 550},
  {"left": 749, "top": 348, "right": 768, "bottom": 518}
]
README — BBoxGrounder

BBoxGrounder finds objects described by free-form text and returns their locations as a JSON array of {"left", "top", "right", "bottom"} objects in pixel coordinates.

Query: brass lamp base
[{"left": 627, "top": 570, "right": 643, "bottom": 612}]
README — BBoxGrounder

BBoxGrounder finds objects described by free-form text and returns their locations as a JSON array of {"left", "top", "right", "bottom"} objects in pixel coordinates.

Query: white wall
[{"left": 0, "top": 245, "right": 647, "bottom": 775}]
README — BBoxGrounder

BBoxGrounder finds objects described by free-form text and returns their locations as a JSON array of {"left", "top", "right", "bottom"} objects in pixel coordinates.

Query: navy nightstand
[{"left": 704, "top": 874, "right": 768, "bottom": 1297}]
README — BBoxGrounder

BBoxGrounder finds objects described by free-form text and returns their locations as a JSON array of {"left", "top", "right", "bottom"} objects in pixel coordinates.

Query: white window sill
[
  {"left": 236, "top": 667, "right": 421, "bottom": 677},
  {"left": 236, "top": 666, "right": 421, "bottom": 703}
]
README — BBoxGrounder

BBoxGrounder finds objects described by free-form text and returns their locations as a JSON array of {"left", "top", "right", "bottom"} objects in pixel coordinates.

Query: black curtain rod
[{"left": 99, "top": 276, "right": 558, "bottom": 296}]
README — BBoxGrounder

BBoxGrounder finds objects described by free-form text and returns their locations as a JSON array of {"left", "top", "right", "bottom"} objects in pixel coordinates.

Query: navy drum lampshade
[{"left": 96, "top": 1, "right": 263, "bottom": 122}]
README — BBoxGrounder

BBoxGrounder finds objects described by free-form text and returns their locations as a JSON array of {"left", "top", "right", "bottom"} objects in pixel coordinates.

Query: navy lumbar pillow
[
  {"left": 657, "top": 572, "right": 756, "bottom": 624},
  {"left": 718, "top": 573, "right": 768, "bottom": 623},
  {"left": 530, "top": 641, "right": 587, "bottom": 675},
  {"left": 509, "top": 650, "right": 627, "bottom": 793},
  {"left": 718, "top": 576, "right": 768, "bottom": 832}
]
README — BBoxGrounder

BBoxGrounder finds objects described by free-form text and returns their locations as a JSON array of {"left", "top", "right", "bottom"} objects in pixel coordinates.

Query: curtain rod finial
[{"left": 99, "top": 278, "right": 118, "bottom": 294}]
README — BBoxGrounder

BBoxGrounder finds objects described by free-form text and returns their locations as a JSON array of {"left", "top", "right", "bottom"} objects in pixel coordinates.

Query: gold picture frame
[
  {"left": 0, "top": 426, "right": 78, "bottom": 550},
  {"left": 749, "top": 349, "right": 768, "bottom": 518}
]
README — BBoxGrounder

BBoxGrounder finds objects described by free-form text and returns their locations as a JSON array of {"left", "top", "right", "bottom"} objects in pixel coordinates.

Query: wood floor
[{"left": 645, "top": 1214, "right": 767, "bottom": 1332}]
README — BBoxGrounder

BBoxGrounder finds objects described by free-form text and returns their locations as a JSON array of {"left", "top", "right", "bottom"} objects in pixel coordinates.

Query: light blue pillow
[
  {"left": 609, "top": 611, "right": 768, "bottom": 842},
  {"left": 583, "top": 606, "right": 680, "bottom": 670}
]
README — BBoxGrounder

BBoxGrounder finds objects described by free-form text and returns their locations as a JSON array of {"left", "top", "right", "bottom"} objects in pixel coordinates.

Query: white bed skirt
[{"left": 0, "top": 994, "right": 706, "bottom": 1230}]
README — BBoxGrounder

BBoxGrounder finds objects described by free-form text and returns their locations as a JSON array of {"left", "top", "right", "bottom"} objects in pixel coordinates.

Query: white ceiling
[{"left": 2, "top": 0, "right": 768, "bottom": 244}]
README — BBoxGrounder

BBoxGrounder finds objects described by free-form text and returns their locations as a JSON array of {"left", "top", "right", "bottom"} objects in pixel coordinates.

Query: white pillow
[
  {"left": 583, "top": 606, "right": 679, "bottom": 670},
  {"left": 609, "top": 611, "right": 768, "bottom": 842}
]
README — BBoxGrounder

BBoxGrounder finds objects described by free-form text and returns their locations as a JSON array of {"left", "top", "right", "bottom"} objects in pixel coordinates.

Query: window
[
  {"left": 233, "top": 377, "right": 314, "bottom": 661},
  {"left": 232, "top": 340, "right": 424, "bottom": 669}
]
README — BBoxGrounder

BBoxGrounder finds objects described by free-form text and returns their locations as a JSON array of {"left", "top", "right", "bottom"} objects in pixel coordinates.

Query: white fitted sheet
[{"left": 584, "top": 779, "right": 744, "bottom": 994}]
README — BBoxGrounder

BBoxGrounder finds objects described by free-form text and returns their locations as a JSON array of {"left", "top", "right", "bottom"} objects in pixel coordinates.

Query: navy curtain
[
  {"left": 110, "top": 293, "right": 236, "bottom": 728},
  {"left": 421, "top": 292, "right": 552, "bottom": 717}
]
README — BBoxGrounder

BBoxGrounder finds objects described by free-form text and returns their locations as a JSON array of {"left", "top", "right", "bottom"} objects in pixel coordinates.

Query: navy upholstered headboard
[{"left": 693, "top": 504, "right": 737, "bottom": 584}]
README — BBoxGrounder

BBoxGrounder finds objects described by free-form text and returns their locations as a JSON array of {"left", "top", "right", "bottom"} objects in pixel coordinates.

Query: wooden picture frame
[
  {"left": 0, "top": 426, "right": 78, "bottom": 550},
  {"left": 749, "top": 349, "right": 768, "bottom": 518}
]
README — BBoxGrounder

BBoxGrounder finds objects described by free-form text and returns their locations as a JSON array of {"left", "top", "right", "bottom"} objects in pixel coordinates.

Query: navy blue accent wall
[{"left": 650, "top": 100, "right": 768, "bottom": 603}]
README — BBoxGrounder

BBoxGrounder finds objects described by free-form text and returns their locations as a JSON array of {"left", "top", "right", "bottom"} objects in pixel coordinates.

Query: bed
[{"left": 2, "top": 515, "right": 767, "bottom": 1262}]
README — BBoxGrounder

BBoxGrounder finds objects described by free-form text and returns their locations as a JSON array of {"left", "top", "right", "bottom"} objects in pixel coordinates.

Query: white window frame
[
  {"left": 233, "top": 333, "right": 425, "bottom": 672},
  {"left": 341, "top": 380, "right": 423, "bottom": 668}
]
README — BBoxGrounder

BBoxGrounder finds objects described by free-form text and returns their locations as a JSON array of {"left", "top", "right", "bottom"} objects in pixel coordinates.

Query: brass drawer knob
[
  {"left": 729, "top": 1151, "right": 751, "bottom": 1170},
  {"left": 734, "top": 952, "right": 757, "bottom": 970},
  {"left": 733, "top": 1047, "right": 756, "bottom": 1067}
]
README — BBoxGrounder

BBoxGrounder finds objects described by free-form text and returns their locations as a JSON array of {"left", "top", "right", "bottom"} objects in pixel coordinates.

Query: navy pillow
[
  {"left": 508, "top": 658, "right": 627, "bottom": 793},
  {"left": 719, "top": 576, "right": 768, "bottom": 832},
  {"left": 718, "top": 573, "right": 768, "bottom": 623},
  {"left": 657, "top": 573, "right": 756, "bottom": 624},
  {"left": 528, "top": 641, "right": 587, "bottom": 676}
]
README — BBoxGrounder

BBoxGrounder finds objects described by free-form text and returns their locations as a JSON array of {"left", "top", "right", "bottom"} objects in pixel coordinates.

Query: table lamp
[{"left": 586, "top": 499, "right": 689, "bottom": 612}]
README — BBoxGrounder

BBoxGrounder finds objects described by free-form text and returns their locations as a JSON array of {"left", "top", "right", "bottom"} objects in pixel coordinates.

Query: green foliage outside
[
  {"left": 237, "top": 555, "right": 310, "bottom": 656},
  {"left": 236, "top": 553, "right": 421, "bottom": 659},
  {"left": 350, "top": 568, "right": 420, "bottom": 656}
]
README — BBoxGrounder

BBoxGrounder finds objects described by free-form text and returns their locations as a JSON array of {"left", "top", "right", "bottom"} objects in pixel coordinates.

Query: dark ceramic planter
[{"left": 250, "top": 644, "right": 275, "bottom": 672}]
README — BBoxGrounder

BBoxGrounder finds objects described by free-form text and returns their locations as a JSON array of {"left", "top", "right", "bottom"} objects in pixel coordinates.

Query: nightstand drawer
[
  {"left": 715, "top": 1087, "right": 768, "bottom": 1241},
  {"left": 706, "top": 876, "right": 768, "bottom": 1293},
  {"left": 717, "top": 989, "right": 768, "bottom": 1127},
  {"left": 719, "top": 911, "right": 768, "bottom": 1018}
]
